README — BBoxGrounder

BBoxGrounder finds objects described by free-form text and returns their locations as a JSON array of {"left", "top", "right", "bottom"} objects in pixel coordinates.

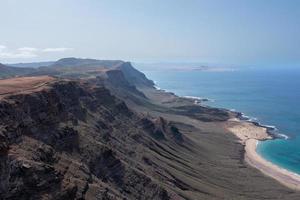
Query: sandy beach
[{"left": 227, "top": 118, "right": 300, "bottom": 190}]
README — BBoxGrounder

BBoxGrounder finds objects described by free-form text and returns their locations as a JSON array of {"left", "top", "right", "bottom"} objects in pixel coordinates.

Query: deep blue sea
[{"left": 139, "top": 67, "right": 300, "bottom": 174}]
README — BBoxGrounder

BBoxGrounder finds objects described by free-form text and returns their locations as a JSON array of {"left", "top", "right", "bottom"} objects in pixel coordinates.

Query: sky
[{"left": 0, "top": 0, "right": 299, "bottom": 67}]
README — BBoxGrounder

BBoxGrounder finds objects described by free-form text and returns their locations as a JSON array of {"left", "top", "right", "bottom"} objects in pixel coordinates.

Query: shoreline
[
  {"left": 245, "top": 138, "right": 300, "bottom": 190},
  {"left": 152, "top": 81, "right": 300, "bottom": 190},
  {"left": 227, "top": 118, "right": 300, "bottom": 190}
]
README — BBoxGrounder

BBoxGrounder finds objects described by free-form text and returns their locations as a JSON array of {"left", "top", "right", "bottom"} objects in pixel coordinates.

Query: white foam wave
[
  {"left": 183, "top": 96, "right": 215, "bottom": 103},
  {"left": 276, "top": 133, "right": 289, "bottom": 140},
  {"left": 238, "top": 113, "right": 291, "bottom": 140},
  {"left": 154, "top": 85, "right": 164, "bottom": 91},
  {"left": 260, "top": 124, "right": 278, "bottom": 131},
  {"left": 248, "top": 117, "right": 258, "bottom": 122},
  {"left": 239, "top": 113, "right": 259, "bottom": 122},
  {"left": 183, "top": 96, "right": 203, "bottom": 100},
  {"left": 154, "top": 85, "right": 160, "bottom": 90}
]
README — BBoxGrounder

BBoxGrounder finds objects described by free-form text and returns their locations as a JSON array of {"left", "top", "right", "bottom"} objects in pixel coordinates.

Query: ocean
[{"left": 138, "top": 66, "right": 300, "bottom": 175}]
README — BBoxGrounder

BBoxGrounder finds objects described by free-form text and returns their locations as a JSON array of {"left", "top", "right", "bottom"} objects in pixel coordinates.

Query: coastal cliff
[{"left": 0, "top": 59, "right": 300, "bottom": 200}]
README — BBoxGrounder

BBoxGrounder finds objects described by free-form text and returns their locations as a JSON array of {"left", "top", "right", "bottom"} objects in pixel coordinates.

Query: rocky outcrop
[
  {"left": 115, "top": 62, "right": 155, "bottom": 88},
  {"left": 105, "top": 69, "right": 147, "bottom": 98},
  {"left": 0, "top": 80, "right": 185, "bottom": 200},
  {"left": 137, "top": 117, "right": 184, "bottom": 143}
]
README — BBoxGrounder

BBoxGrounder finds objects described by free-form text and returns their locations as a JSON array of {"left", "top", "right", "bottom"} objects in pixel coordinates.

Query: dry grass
[{"left": 0, "top": 76, "right": 55, "bottom": 98}]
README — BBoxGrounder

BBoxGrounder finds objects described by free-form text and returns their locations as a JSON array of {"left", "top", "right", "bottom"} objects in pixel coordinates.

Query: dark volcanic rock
[
  {"left": 0, "top": 80, "right": 180, "bottom": 200},
  {"left": 116, "top": 62, "right": 155, "bottom": 88},
  {"left": 106, "top": 69, "right": 147, "bottom": 98}
]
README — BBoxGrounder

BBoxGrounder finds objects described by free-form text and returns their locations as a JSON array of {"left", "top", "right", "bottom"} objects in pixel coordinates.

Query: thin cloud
[
  {"left": 0, "top": 51, "right": 37, "bottom": 59},
  {"left": 0, "top": 46, "right": 73, "bottom": 59},
  {"left": 0, "top": 46, "right": 37, "bottom": 59},
  {"left": 18, "top": 47, "right": 38, "bottom": 52},
  {"left": 42, "top": 47, "right": 73, "bottom": 52}
]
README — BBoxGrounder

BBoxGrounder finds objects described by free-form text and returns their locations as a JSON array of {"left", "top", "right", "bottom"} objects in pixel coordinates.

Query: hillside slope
[{"left": 0, "top": 63, "right": 36, "bottom": 78}]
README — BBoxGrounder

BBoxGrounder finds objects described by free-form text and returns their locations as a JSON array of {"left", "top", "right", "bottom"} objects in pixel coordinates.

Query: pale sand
[
  {"left": 227, "top": 118, "right": 272, "bottom": 144},
  {"left": 227, "top": 118, "right": 300, "bottom": 190}
]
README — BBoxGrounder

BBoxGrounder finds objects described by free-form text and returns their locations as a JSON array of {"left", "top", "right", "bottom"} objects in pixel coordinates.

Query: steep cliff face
[
  {"left": 0, "top": 79, "right": 186, "bottom": 200},
  {"left": 21, "top": 58, "right": 154, "bottom": 100},
  {"left": 105, "top": 69, "right": 147, "bottom": 98},
  {"left": 115, "top": 62, "right": 154, "bottom": 88}
]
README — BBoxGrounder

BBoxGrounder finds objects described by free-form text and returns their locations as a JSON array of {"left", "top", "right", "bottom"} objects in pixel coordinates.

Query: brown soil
[{"left": 0, "top": 76, "right": 55, "bottom": 98}]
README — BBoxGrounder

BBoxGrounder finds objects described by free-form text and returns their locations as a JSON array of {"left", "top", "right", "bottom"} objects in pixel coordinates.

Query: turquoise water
[{"left": 140, "top": 67, "right": 300, "bottom": 174}]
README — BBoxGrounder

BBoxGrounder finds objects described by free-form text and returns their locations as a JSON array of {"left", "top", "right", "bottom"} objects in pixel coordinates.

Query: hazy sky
[{"left": 0, "top": 0, "right": 299, "bottom": 66}]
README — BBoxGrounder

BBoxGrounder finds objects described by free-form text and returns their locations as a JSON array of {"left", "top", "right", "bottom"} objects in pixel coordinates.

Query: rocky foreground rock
[{"left": 0, "top": 78, "right": 190, "bottom": 199}]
